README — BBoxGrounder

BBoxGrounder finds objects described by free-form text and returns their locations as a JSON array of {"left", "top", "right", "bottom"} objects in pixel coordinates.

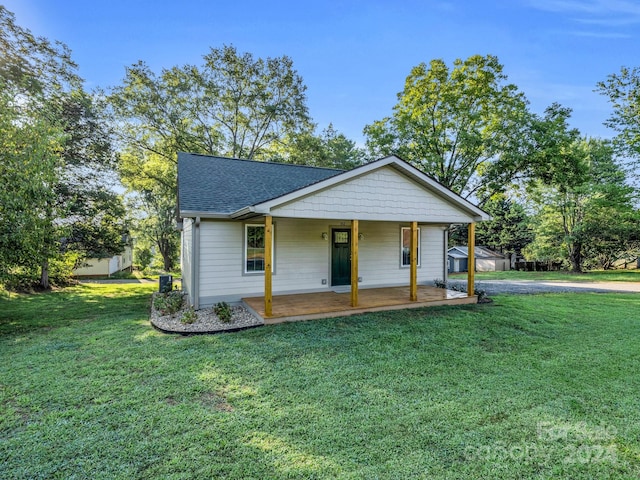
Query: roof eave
[
  {"left": 229, "top": 205, "right": 270, "bottom": 220},
  {"left": 179, "top": 210, "right": 231, "bottom": 219}
]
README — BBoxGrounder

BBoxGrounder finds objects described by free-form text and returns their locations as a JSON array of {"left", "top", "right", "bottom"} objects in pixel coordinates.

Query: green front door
[{"left": 331, "top": 229, "right": 351, "bottom": 286}]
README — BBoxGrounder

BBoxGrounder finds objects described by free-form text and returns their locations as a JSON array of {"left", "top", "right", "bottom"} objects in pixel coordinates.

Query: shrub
[
  {"left": 433, "top": 278, "right": 448, "bottom": 289},
  {"left": 433, "top": 279, "right": 487, "bottom": 302},
  {"left": 181, "top": 306, "right": 197, "bottom": 324},
  {"left": 214, "top": 302, "right": 233, "bottom": 323},
  {"left": 154, "top": 291, "right": 184, "bottom": 315},
  {"left": 134, "top": 246, "right": 153, "bottom": 271},
  {"left": 49, "top": 252, "right": 81, "bottom": 286}
]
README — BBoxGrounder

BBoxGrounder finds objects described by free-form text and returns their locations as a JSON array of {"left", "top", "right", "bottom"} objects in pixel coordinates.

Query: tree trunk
[
  {"left": 40, "top": 258, "right": 50, "bottom": 289},
  {"left": 568, "top": 242, "right": 583, "bottom": 273},
  {"left": 162, "top": 253, "right": 173, "bottom": 272},
  {"left": 158, "top": 238, "right": 174, "bottom": 272}
]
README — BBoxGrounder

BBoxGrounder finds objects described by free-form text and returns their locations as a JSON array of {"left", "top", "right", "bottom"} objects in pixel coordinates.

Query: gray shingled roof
[{"left": 178, "top": 152, "right": 345, "bottom": 215}]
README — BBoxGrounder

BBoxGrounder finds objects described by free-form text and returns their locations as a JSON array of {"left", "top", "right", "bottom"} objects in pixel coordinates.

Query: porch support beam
[
  {"left": 264, "top": 215, "right": 273, "bottom": 317},
  {"left": 467, "top": 222, "right": 475, "bottom": 297},
  {"left": 410, "top": 221, "right": 418, "bottom": 301},
  {"left": 351, "top": 219, "right": 359, "bottom": 307}
]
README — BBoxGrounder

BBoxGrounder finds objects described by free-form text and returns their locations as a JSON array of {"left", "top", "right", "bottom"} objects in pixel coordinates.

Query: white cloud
[
  {"left": 526, "top": 0, "right": 640, "bottom": 30},
  {"left": 527, "top": 0, "right": 640, "bottom": 16},
  {"left": 565, "top": 30, "right": 632, "bottom": 38}
]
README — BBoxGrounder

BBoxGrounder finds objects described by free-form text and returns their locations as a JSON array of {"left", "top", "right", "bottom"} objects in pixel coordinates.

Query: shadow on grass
[
  {"left": 0, "top": 283, "right": 156, "bottom": 336},
  {"left": 2, "top": 288, "right": 640, "bottom": 478},
  {"left": 450, "top": 269, "right": 640, "bottom": 282}
]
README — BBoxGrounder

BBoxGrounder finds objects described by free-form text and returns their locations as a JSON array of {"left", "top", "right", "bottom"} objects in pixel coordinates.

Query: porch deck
[{"left": 243, "top": 285, "right": 476, "bottom": 324}]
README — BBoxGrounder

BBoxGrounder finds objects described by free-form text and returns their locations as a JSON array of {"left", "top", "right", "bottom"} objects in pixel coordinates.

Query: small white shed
[{"left": 448, "top": 246, "right": 510, "bottom": 272}]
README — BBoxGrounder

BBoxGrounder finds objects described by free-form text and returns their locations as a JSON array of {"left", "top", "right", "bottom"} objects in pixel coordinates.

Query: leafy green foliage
[
  {"left": 2, "top": 283, "right": 640, "bottom": 478},
  {"left": 450, "top": 195, "right": 534, "bottom": 255},
  {"left": 597, "top": 66, "right": 640, "bottom": 162},
  {"left": 108, "top": 45, "right": 313, "bottom": 270},
  {"left": 181, "top": 306, "right": 197, "bottom": 324},
  {"left": 133, "top": 243, "right": 153, "bottom": 271},
  {"left": 483, "top": 103, "right": 583, "bottom": 198},
  {"left": 272, "top": 123, "right": 365, "bottom": 169},
  {"left": 364, "top": 54, "right": 530, "bottom": 198},
  {"left": 475, "top": 196, "right": 534, "bottom": 255},
  {"left": 0, "top": 7, "right": 125, "bottom": 288},
  {"left": 214, "top": 301, "right": 233, "bottom": 323},
  {"left": 0, "top": 89, "right": 63, "bottom": 285},
  {"left": 433, "top": 278, "right": 487, "bottom": 301},
  {"left": 153, "top": 290, "right": 184, "bottom": 315},
  {"left": 525, "top": 139, "right": 639, "bottom": 271}
]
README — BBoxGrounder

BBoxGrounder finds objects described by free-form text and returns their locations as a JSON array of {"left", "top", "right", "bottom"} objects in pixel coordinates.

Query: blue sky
[{"left": 5, "top": 0, "right": 640, "bottom": 145}]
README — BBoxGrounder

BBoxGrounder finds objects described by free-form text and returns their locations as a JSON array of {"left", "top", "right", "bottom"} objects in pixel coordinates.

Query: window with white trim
[
  {"left": 400, "top": 227, "right": 420, "bottom": 267},
  {"left": 245, "top": 224, "right": 274, "bottom": 274}
]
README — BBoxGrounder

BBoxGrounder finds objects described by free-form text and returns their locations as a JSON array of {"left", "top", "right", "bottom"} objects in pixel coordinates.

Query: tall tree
[
  {"left": 474, "top": 195, "right": 533, "bottom": 255},
  {"left": 109, "top": 45, "right": 312, "bottom": 270},
  {"left": 0, "top": 89, "right": 63, "bottom": 285},
  {"left": 271, "top": 123, "right": 365, "bottom": 169},
  {"left": 363, "top": 54, "right": 530, "bottom": 199},
  {"left": 109, "top": 45, "right": 310, "bottom": 162},
  {"left": 0, "top": 6, "right": 125, "bottom": 288},
  {"left": 482, "top": 103, "right": 582, "bottom": 198},
  {"left": 525, "top": 139, "right": 638, "bottom": 272},
  {"left": 118, "top": 148, "right": 178, "bottom": 271},
  {"left": 596, "top": 66, "right": 640, "bottom": 162}
]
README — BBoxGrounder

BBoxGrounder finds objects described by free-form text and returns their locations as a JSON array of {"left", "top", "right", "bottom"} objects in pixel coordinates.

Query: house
[
  {"left": 72, "top": 244, "right": 134, "bottom": 277},
  {"left": 448, "top": 246, "right": 510, "bottom": 273},
  {"left": 177, "top": 153, "right": 489, "bottom": 318}
]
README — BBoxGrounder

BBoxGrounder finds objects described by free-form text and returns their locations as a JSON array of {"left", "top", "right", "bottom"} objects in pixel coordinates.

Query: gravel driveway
[{"left": 447, "top": 279, "right": 640, "bottom": 295}]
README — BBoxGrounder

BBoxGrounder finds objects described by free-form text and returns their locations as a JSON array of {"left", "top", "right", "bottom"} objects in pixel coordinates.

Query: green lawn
[
  {"left": 451, "top": 269, "right": 640, "bottom": 282},
  {"left": 2, "top": 284, "right": 640, "bottom": 479}
]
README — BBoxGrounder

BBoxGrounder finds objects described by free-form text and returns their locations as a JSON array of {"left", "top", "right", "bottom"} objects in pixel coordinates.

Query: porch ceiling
[{"left": 243, "top": 285, "right": 476, "bottom": 324}]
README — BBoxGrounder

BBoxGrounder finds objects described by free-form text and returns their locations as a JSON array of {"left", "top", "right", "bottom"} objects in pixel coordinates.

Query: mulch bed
[{"left": 149, "top": 293, "right": 263, "bottom": 334}]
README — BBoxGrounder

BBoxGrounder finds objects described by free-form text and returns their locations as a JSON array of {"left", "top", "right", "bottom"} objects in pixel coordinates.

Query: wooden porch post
[
  {"left": 264, "top": 215, "right": 273, "bottom": 317},
  {"left": 467, "top": 222, "right": 475, "bottom": 297},
  {"left": 351, "top": 219, "right": 359, "bottom": 307},
  {"left": 410, "top": 221, "right": 418, "bottom": 301}
]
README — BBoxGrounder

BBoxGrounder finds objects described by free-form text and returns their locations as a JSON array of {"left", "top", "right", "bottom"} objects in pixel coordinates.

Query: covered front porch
[
  {"left": 243, "top": 284, "right": 476, "bottom": 324},
  {"left": 253, "top": 216, "right": 479, "bottom": 323}
]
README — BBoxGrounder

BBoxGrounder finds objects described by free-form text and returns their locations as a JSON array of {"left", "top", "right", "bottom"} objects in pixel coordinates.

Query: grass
[
  {"left": 2, "top": 284, "right": 640, "bottom": 479},
  {"left": 73, "top": 269, "right": 178, "bottom": 281},
  {"left": 451, "top": 269, "right": 640, "bottom": 282}
]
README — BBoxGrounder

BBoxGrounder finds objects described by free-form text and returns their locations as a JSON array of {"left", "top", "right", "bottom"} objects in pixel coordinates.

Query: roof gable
[
  {"left": 257, "top": 156, "right": 488, "bottom": 222},
  {"left": 178, "top": 153, "right": 489, "bottom": 222},
  {"left": 448, "top": 247, "right": 467, "bottom": 258},
  {"left": 178, "top": 153, "right": 343, "bottom": 216},
  {"left": 268, "top": 165, "right": 479, "bottom": 222}
]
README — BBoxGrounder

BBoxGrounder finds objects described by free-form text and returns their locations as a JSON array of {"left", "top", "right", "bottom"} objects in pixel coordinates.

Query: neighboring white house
[
  {"left": 72, "top": 245, "right": 134, "bottom": 277},
  {"left": 448, "top": 246, "right": 510, "bottom": 273},
  {"left": 177, "top": 153, "right": 489, "bottom": 309}
]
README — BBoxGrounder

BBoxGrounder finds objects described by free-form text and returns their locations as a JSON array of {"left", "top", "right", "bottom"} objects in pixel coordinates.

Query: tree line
[{"left": 1, "top": 6, "right": 639, "bottom": 289}]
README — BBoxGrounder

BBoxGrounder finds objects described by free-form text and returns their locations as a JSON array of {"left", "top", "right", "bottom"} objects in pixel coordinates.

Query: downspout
[{"left": 193, "top": 216, "right": 200, "bottom": 309}]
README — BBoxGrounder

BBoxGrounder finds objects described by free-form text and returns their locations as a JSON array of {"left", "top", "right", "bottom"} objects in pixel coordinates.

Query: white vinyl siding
[
  {"left": 358, "top": 222, "right": 441, "bottom": 286},
  {"left": 72, "top": 246, "right": 134, "bottom": 277},
  {"left": 199, "top": 221, "right": 263, "bottom": 300},
  {"left": 196, "top": 219, "right": 445, "bottom": 306},
  {"left": 270, "top": 166, "right": 476, "bottom": 223}
]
